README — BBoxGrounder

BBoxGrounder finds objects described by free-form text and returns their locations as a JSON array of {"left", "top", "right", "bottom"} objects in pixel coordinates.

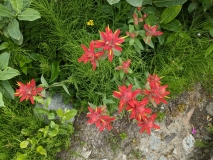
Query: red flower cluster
[
  {"left": 143, "top": 24, "right": 163, "bottom": 37},
  {"left": 86, "top": 106, "right": 116, "bottom": 132},
  {"left": 78, "top": 41, "right": 104, "bottom": 70},
  {"left": 133, "top": 13, "right": 148, "bottom": 25},
  {"left": 115, "top": 59, "right": 131, "bottom": 73},
  {"left": 78, "top": 26, "right": 125, "bottom": 70},
  {"left": 144, "top": 74, "right": 170, "bottom": 105},
  {"left": 14, "top": 79, "right": 43, "bottom": 104},
  {"left": 112, "top": 74, "right": 170, "bottom": 134}
]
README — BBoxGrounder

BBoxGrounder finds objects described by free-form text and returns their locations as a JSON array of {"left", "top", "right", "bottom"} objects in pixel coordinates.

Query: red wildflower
[
  {"left": 144, "top": 84, "right": 170, "bottom": 105},
  {"left": 126, "top": 98, "right": 151, "bottom": 121},
  {"left": 94, "top": 26, "right": 125, "bottom": 62},
  {"left": 115, "top": 59, "right": 131, "bottom": 73},
  {"left": 98, "top": 115, "right": 116, "bottom": 132},
  {"left": 143, "top": 24, "right": 163, "bottom": 37},
  {"left": 137, "top": 7, "right": 141, "bottom": 11},
  {"left": 86, "top": 106, "right": 116, "bottom": 132},
  {"left": 133, "top": 13, "right": 144, "bottom": 25},
  {"left": 113, "top": 84, "right": 142, "bottom": 113},
  {"left": 78, "top": 41, "right": 104, "bottom": 70},
  {"left": 86, "top": 106, "right": 106, "bottom": 125},
  {"left": 15, "top": 79, "right": 43, "bottom": 104},
  {"left": 126, "top": 31, "right": 139, "bottom": 38},
  {"left": 147, "top": 74, "right": 161, "bottom": 88},
  {"left": 137, "top": 113, "right": 160, "bottom": 135}
]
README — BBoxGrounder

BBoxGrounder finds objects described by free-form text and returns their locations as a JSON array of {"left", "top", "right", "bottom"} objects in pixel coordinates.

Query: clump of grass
[
  {"left": 147, "top": 31, "right": 213, "bottom": 96},
  {"left": 0, "top": 100, "right": 44, "bottom": 159}
]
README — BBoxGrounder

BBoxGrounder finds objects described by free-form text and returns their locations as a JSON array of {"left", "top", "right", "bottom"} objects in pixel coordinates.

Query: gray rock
[
  {"left": 206, "top": 102, "right": 213, "bottom": 116},
  {"left": 159, "top": 155, "right": 168, "bottom": 160},
  {"left": 150, "top": 133, "right": 162, "bottom": 150},
  {"left": 48, "top": 93, "right": 73, "bottom": 110},
  {"left": 163, "top": 133, "right": 177, "bottom": 143},
  {"left": 146, "top": 154, "right": 157, "bottom": 160},
  {"left": 182, "top": 134, "right": 195, "bottom": 153},
  {"left": 81, "top": 147, "right": 92, "bottom": 159}
]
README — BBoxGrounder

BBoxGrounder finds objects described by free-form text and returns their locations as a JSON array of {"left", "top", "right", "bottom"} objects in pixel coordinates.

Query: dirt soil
[{"left": 57, "top": 83, "right": 213, "bottom": 160}]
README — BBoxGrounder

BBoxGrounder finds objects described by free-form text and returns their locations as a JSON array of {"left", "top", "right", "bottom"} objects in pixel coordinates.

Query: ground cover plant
[{"left": 1, "top": 0, "right": 213, "bottom": 159}]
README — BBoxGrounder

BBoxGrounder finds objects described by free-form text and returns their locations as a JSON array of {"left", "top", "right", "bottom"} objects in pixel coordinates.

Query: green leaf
[
  {"left": 33, "top": 107, "right": 49, "bottom": 115},
  {"left": 50, "top": 121, "right": 59, "bottom": 129},
  {"left": 0, "top": 4, "right": 14, "bottom": 18},
  {"left": 134, "top": 38, "right": 144, "bottom": 50},
  {"left": 36, "top": 146, "right": 47, "bottom": 156},
  {"left": 134, "top": 77, "right": 141, "bottom": 89},
  {"left": 34, "top": 96, "right": 44, "bottom": 104},
  {"left": 143, "top": 6, "right": 156, "bottom": 15},
  {"left": 47, "top": 112, "right": 55, "bottom": 120},
  {"left": 126, "top": 0, "right": 143, "bottom": 6},
  {"left": 145, "top": 15, "right": 159, "bottom": 26},
  {"left": 0, "top": 42, "right": 9, "bottom": 51},
  {"left": 153, "top": 0, "right": 187, "bottom": 7},
  {"left": 0, "top": 80, "right": 14, "bottom": 99},
  {"left": 58, "top": 128, "right": 68, "bottom": 135},
  {"left": 205, "top": 43, "right": 213, "bottom": 57},
  {"left": 210, "top": 28, "right": 213, "bottom": 37},
  {"left": 0, "top": 92, "right": 4, "bottom": 107},
  {"left": 88, "top": 102, "right": 96, "bottom": 109},
  {"left": 0, "top": 52, "right": 10, "bottom": 70},
  {"left": 49, "top": 61, "right": 60, "bottom": 83},
  {"left": 107, "top": 0, "right": 120, "bottom": 5},
  {"left": 0, "top": 67, "right": 20, "bottom": 80},
  {"left": 142, "top": 0, "right": 152, "bottom": 5},
  {"left": 129, "top": 38, "right": 135, "bottom": 46},
  {"left": 64, "top": 109, "right": 77, "bottom": 120},
  {"left": 23, "top": 0, "right": 32, "bottom": 8},
  {"left": 62, "top": 84, "right": 70, "bottom": 95},
  {"left": 129, "top": 24, "right": 135, "bottom": 32},
  {"left": 18, "top": 8, "right": 41, "bottom": 21},
  {"left": 178, "top": 32, "right": 191, "bottom": 40},
  {"left": 10, "top": 0, "right": 23, "bottom": 12},
  {"left": 161, "top": 19, "right": 182, "bottom": 32},
  {"left": 157, "top": 35, "right": 164, "bottom": 45},
  {"left": 113, "top": 49, "right": 121, "bottom": 56},
  {"left": 56, "top": 108, "right": 63, "bottom": 117},
  {"left": 165, "top": 33, "right": 176, "bottom": 44},
  {"left": 41, "top": 75, "right": 49, "bottom": 87},
  {"left": 48, "top": 129, "right": 58, "bottom": 137},
  {"left": 20, "top": 140, "right": 29, "bottom": 148},
  {"left": 11, "top": 32, "right": 23, "bottom": 45},
  {"left": 188, "top": 2, "right": 199, "bottom": 13},
  {"left": 119, "top": 69, "right": 124, "bottom": 80},
  {"left": 16, "top": 153, "right": 27, "bottom": 160},
  {"left": 102, "top": 98, "right": 115, "bottom": 104},
  {"left": 7, "top": 19, "right": 22, "bottom": 40},
  {"left": 160, "top": 5, "right": 182, "bottom": 24}
]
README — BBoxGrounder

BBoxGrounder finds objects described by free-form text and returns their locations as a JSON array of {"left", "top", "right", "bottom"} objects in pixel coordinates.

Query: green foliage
[
  {"left": 0, "top": 0, "right": 40, "bottom": 45},
  {"left": 194, "top": 139, "right": 210, "bottom": 148},
  {"left": 0, "top": 52, "right": 20, "bottom": 106}
]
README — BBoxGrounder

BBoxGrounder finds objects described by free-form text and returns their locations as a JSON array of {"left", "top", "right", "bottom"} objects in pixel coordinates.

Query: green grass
[{"left": 0, "top": 100, "right": 44, "bottom": 160}]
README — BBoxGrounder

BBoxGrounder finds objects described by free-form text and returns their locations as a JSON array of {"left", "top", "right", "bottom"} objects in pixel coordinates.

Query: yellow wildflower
[{"left": 86, "top": 20, "right": 94, "bottom": 26}]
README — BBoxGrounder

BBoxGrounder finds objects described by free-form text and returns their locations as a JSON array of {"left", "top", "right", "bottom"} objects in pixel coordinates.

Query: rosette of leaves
[
  {"left": 0, "top": 52, "right": 20, "bottom": 106},
  {"left": 0, "top": 0, "right": 41, "bottom": 45}
]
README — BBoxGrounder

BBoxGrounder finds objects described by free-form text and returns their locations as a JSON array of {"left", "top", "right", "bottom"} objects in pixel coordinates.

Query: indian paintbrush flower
[
  {"left": 14, "top": 79, "right": 43, "bottom": 104},
  {"left": 115, "top": 59, "right": 131, "bottom": 73},
  {"left": 86, "top": 106, "right": 116, "bottom": 132},
  {"left": 78, "top": 41, "right": 104, "bottom": 70},
  {"left": 113, "top": 84, "right": 142, "bottom": 113},
  {"left": 143, "top": 24, "right": 163, "bottom": 37},
  {"left": 137, "top": 113, "right": 160, "bottom": 135},
  {"left": 94, "top": 26, "right": 125, "bottom": 62}
]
